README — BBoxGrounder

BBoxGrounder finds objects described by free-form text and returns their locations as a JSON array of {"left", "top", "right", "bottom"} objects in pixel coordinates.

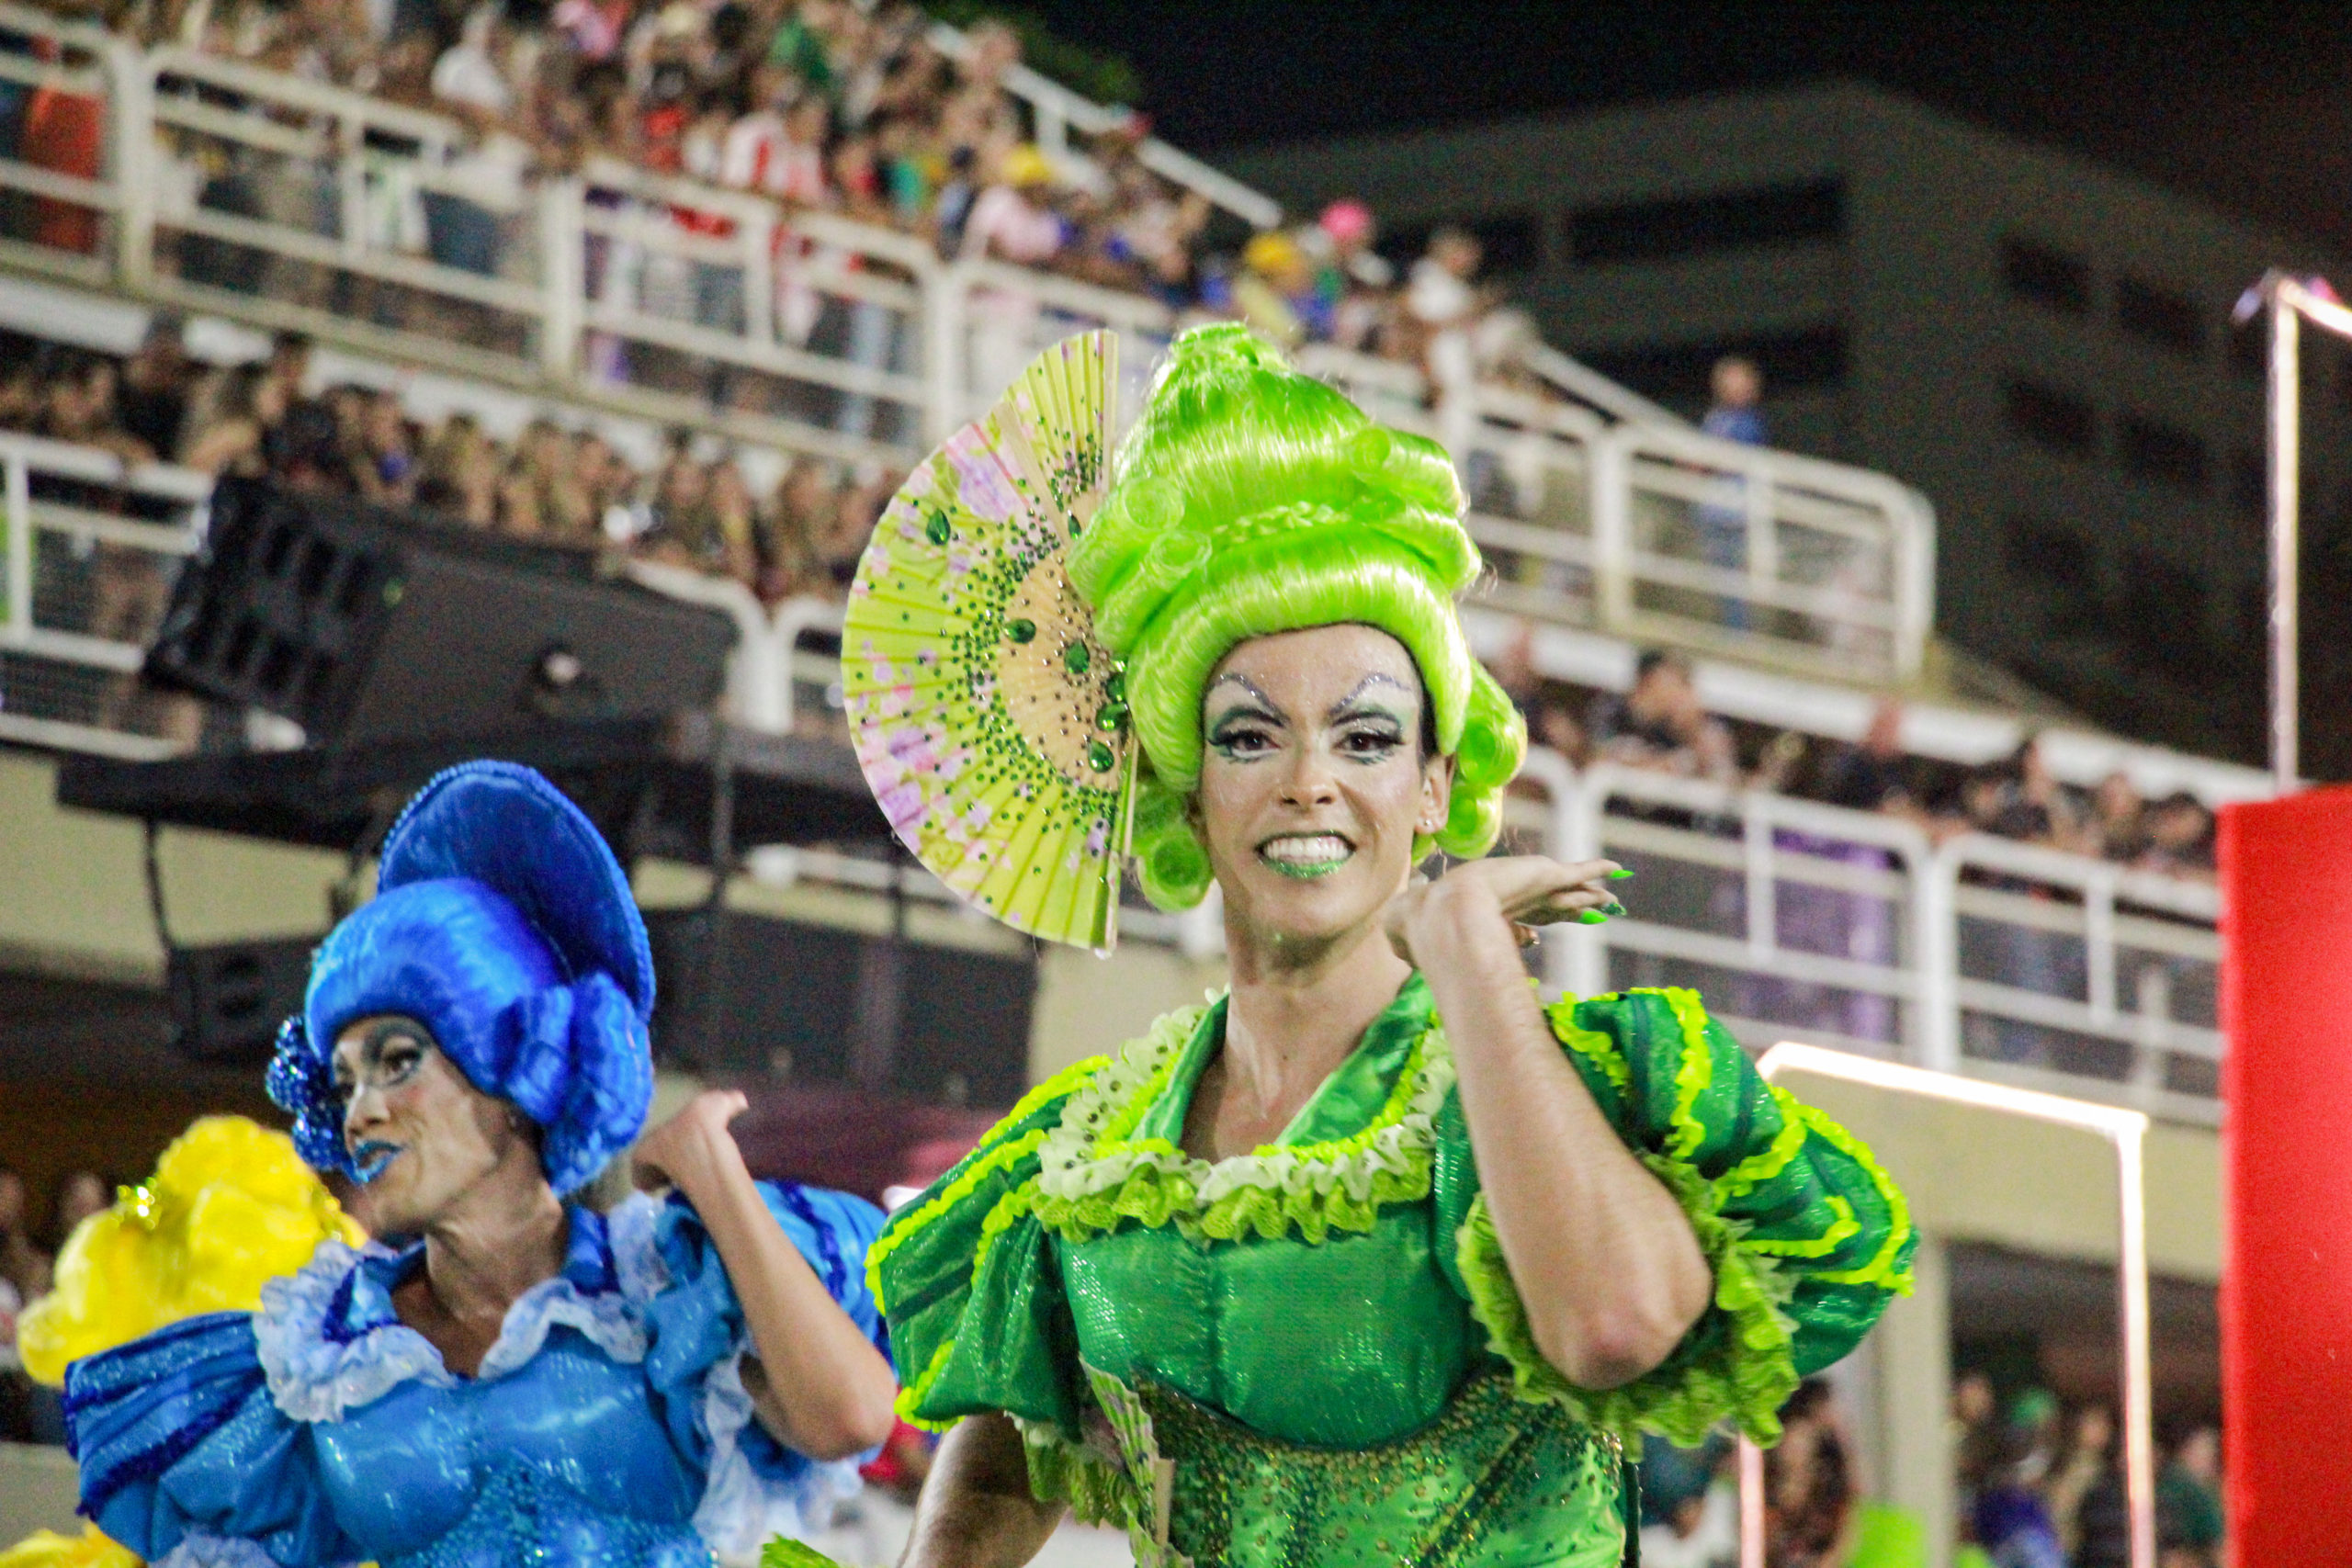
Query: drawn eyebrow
[
  {"left": 1205, "top": 673, "right": 1287, "bottom": 724},
  {"left": 1328, "top": 672, "right": 1417, "bottom": 720}
]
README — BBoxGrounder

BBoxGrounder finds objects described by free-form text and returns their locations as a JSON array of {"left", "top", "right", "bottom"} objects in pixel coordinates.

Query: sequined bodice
[
  {"left": 1137, "top": 1371, "right": 1624, "bottom": 1568},
  {"left": 1056, "top": 1205, "right": 1479, "bottom": 1448},
  {"left": 65, "top": 1185, "right": 889, "bottom": 1568},
  {"left": 311, "top": 1333, "right": 710, "bottom": 1566},
  {"left": 393, "top": 1463, "right": 712, "bottom": 1568}
]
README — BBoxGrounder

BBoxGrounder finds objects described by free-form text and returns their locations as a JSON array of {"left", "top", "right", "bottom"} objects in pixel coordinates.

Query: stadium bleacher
[{"left": 0, "top": 0, "right": 2257, "bottom": 1131}]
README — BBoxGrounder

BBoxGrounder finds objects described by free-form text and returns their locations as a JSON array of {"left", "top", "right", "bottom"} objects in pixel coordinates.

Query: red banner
[{"left": 2220, "top": 786, "right": 2352, "bottom": 1550}]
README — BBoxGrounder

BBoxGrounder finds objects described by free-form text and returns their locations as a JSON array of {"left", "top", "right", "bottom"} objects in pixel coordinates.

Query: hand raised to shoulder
[
  {"left": 1383, "top": 856, "right": 1624, "bottom": 969},
  {"left": 630, "top": 1089, "right": 751, "bottom": 1203}
]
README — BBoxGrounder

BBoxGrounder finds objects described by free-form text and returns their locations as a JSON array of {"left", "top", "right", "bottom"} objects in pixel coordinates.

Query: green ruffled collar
[{"left": 1032, "top": 974, "right": 1455, "bottom": 1244}]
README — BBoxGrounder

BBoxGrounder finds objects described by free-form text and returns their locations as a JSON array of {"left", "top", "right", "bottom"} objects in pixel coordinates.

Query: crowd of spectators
[
  {"left": 1492, "top": 636, "right": 2218, "bottom": 886},
  {"left": 0, "top": 303, "right": 2222, "bottom": 895},
  {"left": 0, "top": 1163, "right": 111, "bottom": 1444},
  {"left": 1952, "top": 1374, "right": 2223, "bottom": 1568},
  {"left": 1631, "top": 1375, "right": 2226, "bottom": 1568},
  {"left": 1635, "top": 1379, "right": 1887, "bottom": 1568},
  {"left": 0, "top": 318, "right": 904, "bottom": 614},
  {"left": 7, "top": 0, "right": 1537, "bottom": 407}
]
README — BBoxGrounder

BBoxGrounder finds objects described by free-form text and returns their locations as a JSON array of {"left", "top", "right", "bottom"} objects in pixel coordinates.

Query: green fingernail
[
  {"left": 1602, "top": 901, "right": 1627, "bottom": 917},
  {"left": 1608, "top": 868, "right": 1635, "bottom": 880},
  {"left": 1578, "top": 908, "right": 1609, "bottom": 924}
]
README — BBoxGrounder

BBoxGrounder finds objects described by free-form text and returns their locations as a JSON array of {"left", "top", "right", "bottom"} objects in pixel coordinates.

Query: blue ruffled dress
[{"left": 63, "top": 1182, "right": 887, "bottom": 1568}]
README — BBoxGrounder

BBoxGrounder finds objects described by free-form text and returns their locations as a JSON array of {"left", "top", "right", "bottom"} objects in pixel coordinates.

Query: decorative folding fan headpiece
[{"left": 843, "top": 332, "right": 1135, "bottom": 952}]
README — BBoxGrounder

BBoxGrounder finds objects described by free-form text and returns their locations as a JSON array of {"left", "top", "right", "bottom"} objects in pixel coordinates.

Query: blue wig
[{"left": 266, "top": 761, "right": 656, "bottom": 1197}]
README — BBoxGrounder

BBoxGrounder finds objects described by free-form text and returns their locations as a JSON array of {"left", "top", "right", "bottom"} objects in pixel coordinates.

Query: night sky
[{"left": 1027, "top": 2, "right": 2352, "bottom": 256}]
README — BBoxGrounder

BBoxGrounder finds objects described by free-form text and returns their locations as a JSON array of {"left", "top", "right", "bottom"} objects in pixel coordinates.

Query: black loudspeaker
[
  {"left": 647, "top": 908, "right": 1035, "bottom": 1109},
  {"left": 167, "top": 936, "right": 317, "bottom": 1064},
  {"left": 148, "top": 478, "right": 736, "bottom": 744}
]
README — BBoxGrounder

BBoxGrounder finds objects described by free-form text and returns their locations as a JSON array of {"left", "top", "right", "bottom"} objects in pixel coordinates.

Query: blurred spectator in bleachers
[
  {"left": 2156, "top": 1425, "right": 2223, "bottom": 1568},
  {"left": 117, "top": 312, "right": 199, "bottom": 461},
  {"left": 0, "top": 1164, "right": 51, "bottom": 1310},
  {"left": 39, "top": 346, "right": 153, "bottom": 464},
  {"left": 2078, "top": 771, "right": 2146, "bottom": 863},
  {"left": 1305, "top": 198, "right": 1395, "bottom": 355},
  {"left": 2043, "top": 1404, "right": 2117, "bottom": 1567},
  {"left": 1638, "top": 1434, "right": 1736, "bottom": 1568},
  {"left": 759, "top": 451, "right": 831, "bottom": 597},
  {"left": 1229, "top": 228, "right": 1325, "bottom": 351},
  {"left": 414, "top": 408, "right": 503, "bottom": 522},
  {"left": 427, "top": 5, "right": 532, "bottom": 309},
  {"left": 1821, "top": 700, "right": 1915, "bottom": 818},
  {"left": 20, "top": 23, "right": 104, "bottom": 256},
  {"left": 2136, "top": 792, "right": 2215, "bottom": 884},
  {"left": 722, "top": 62, "right": 826, "bottom": 202},
  {"left": 1587, "top": 649, "right": 1738, "bottom": 785},
  {"left": 1696, "top": 355, "right": 1767, "bottom": 629},
  {"left": 180, "top": 360, "right": 287, "bottom": 476},
  {"left": 50, "top": 1169, "right": 108, "bottom": 1244},
  {"left": 1766, "top": 1379, "right": 1857, "bottom": 1568},
  {"left": 1702, "top": 354, "right": 1768, "bottom": 447},
  {"left": 959, "top": 141, "right": 1063, "bottom": 393},
  {"left": 1966, "top": 1389, "right": 2067, "bottom": 1568},
  {"left": 1487, "top": 620, "right": 1587, "bottom": 773},
  {"left": 1951, "top": 1369, "right": 2000, "bottom": 1524},
  {"left": 2070, "top": 1460, "right": 2132, "bottom": 1568},
  {"left": 1406, "top": 224, "right": 1489, "bottom": 392},
  {"left": 352, "top": 385, "right": 423, "bottom": 503},
  {"left": 0, "top": 1164, "right": 48, "bottom": 1445}
]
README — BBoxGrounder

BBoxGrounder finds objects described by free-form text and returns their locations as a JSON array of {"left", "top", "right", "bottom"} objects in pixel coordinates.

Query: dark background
[{"left": 1019, "top": 1, "right": 2352, "bottom": 255}]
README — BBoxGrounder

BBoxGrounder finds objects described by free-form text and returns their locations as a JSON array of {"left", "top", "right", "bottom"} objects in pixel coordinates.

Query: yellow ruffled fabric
[
  {"left": 0, "top": 1526, "right": 140, "bottom": 1568},
  {"left": 17, "top": 1115, "right": 364, "bottom": 1387}
]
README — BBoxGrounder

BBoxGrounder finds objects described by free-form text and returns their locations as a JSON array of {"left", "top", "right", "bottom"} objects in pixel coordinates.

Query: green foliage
[{"left": 923, "top": 2, "right": 1144, "bottom": 107}]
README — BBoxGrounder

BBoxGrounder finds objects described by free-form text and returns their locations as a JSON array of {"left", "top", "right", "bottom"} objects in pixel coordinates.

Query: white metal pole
[
  {"left": 1738, "top": 1434, "right": 1766, "bottom": 1568},
  {"left": 6, "top": 454, "right": 31, "bottom": 644},
  {"left": 2267, "top": 293, "right": 2299, "bottom": 794},
  {"left": 1743, "top": 1046, "right": 2156, "bottom": 1568},
  {"left": 2115, "top": 1120, "right": 2157, "bottom": 1568}
]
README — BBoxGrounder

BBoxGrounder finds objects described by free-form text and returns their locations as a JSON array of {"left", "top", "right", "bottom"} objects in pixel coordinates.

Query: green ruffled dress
[{"left": 873, "top": 978, "right": 1913, "bottom": 1568}]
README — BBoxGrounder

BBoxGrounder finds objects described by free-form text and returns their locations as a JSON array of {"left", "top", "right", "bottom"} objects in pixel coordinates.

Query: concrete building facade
[{"left": 1226, "top": 81, "right": 2351, "bottom": 760}]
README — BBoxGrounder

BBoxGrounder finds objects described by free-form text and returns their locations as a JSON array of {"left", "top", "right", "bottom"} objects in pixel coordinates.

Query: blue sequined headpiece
[{"left": 266, "top": 761, "right": 656, "bottom": 1197}]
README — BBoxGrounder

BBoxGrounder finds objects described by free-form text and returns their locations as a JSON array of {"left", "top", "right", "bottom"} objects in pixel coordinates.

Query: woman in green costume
[{"left": 866, "top": 325, "right": 1915, "bottom": 1568}]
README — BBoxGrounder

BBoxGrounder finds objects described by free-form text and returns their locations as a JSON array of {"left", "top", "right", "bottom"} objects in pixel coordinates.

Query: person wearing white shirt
[{"left": 1639, "top": 1483, "right": 1737, "bottom": 1568}]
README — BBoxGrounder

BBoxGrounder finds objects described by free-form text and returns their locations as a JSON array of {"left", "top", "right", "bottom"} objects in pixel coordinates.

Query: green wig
[{"left": 1068, "top": 324, "right": 1525, "bottom": 909}]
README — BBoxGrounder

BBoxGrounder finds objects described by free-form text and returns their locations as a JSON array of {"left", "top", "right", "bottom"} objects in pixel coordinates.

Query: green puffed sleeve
[
  {"left": 869, "top": 1056, "right": 1102, "bottom": 1437},
  {"left": 1433, "top": 986, "right": 1914, "bottom": 1450}
]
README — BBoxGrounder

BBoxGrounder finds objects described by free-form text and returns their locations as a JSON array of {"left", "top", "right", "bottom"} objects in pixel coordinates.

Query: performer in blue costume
[{"left": 62, "top": 761, "right": 899, "bottom": 1568}]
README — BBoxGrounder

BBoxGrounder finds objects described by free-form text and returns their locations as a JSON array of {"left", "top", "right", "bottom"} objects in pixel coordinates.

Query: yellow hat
[
  {"left": 1243, "top": 229, "right": 1304, "bottom": 278},
  {"left": 1001, "top": 143, "right": 1055, "bottom": 188}
]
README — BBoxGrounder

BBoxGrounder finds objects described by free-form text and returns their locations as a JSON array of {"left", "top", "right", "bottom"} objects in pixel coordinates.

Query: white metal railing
[
  {"left": 947, "top": 254, "right": 1180, "bottom": 433},
  {"left": 915, "top": 20, "right": 1283, "bottom": 233},
  {"left": 0, "top": 400, "right": 2215, "bottom": 1116},
  {"left": 1507, "top": 758, "right": 2218, "bottom": 1124},
  {"left": 1607, "top": 422, "right": 1936, "bottom": 682},
  {"left": 667, "top": 596, "right": 2222, "bottom": 1119},
  {"left": 0, "top": 430, "right": 210, "bottom": 758},
  {"left": 1937, "top": 833, "right": 2220, "bottom": 1123},
  {"left": 0, "top": 8, "right": 1937, "bottom": 687},
  {"left": 1536, "top": 756, "right": 1938, "bottom": 1062},
  {"left": 574, "top": 157, "right": 936, "bottom": 461}
]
